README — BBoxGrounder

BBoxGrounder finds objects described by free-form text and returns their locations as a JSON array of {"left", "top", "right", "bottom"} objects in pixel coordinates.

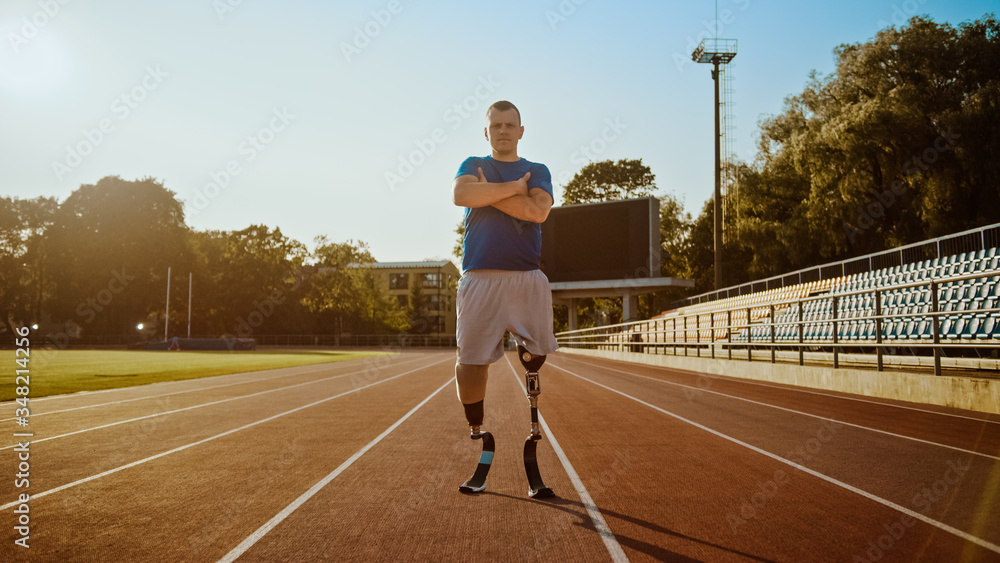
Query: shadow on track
[{"left": 481, "top": 491, "right": 778, "bottom": 562}]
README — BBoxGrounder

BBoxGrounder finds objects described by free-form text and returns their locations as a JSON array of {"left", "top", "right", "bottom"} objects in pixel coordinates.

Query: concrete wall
[{"left": 555, "top": 348, "right": 1000, "bottom": 415}]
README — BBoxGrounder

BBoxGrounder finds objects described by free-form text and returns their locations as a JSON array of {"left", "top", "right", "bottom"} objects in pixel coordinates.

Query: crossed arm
[{"left": 452, "top": 168, "right": 553, "bottom": 224}]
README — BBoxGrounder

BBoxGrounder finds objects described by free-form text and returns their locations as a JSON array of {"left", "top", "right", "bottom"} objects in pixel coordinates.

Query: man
[{"left": 452, "top": 100, "right": 559, "bottom": 435}]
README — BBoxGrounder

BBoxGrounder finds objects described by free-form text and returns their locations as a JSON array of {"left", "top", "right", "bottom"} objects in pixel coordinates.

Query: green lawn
[{"left": 2, "top": 349, "right": 391, "bottom": 402}]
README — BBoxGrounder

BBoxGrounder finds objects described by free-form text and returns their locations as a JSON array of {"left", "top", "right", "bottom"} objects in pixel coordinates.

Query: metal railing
[
  {"left": 673, "top": 223, "right": 1000, "bottom": 308},
  {"left": 557, "top": 266, "right": 1000, "bottom": 376}
]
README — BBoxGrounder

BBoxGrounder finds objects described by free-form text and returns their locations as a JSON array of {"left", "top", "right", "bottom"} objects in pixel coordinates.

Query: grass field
[{"left": 1, "top": 349, "right": 392, "bottom": 402}]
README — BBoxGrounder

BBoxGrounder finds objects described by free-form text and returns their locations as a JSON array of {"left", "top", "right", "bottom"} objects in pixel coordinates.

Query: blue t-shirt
[{"left": 456, "top": 156, "right": 553, "bottom": 272}]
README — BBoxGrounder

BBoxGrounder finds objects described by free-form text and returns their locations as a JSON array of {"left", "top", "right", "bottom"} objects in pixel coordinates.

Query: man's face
[{"left": 485, "top": 108, "right": 523, "bottom": 153}]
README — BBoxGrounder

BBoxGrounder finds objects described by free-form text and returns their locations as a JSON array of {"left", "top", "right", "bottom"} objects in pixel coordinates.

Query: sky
[{"left": 1, "top": 0, "right": 995, "bottom": 265}]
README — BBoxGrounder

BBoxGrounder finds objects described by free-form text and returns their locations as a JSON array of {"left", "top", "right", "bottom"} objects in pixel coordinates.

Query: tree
[
  {"left": 189, "top": 225, "right": 308, "bottom": 337},
  {"left": 45, "top": 176, "right": 190, "bottom": 338},
  {"left": 453, "top": 220, "right": 465, "bottom": 262},
  {"left": 304, "top": 238, "right": 408, "bottom": 334},
  {"left": 0, "top": 196, "right": 57, "bottom": 330},
  {"left": 647, "top": 192, "right": 694, "bottom": 314},
  {"left": 561, "top": 158, "right": 658, "bottom": 205},
  {"left": 407, "top": 274, "right": 430, "bottom": 334},
  {"left": 738, "top": 14, "right": 1000, "bottom": 274}
]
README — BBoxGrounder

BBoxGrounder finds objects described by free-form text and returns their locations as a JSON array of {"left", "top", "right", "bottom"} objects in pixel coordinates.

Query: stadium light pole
[
  {"left": 692, "top": 38, "right": 737, "bottom": 289},
  {"left": 164, "top": 266, "right": 171, "bottom": 341},
  {"left": 187, "top": 272, "right": 192, "bottom": 338}
]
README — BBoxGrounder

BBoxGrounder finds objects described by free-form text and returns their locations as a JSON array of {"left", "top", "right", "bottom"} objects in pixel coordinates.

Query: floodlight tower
[{"left": 692, "top": 38, "right": 737, "bottom": 290}]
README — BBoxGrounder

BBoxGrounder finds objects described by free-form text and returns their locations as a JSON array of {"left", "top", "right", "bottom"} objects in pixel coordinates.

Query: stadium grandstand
[{"left": 556, "top": 223, "right": 1000, "bottom": 377}]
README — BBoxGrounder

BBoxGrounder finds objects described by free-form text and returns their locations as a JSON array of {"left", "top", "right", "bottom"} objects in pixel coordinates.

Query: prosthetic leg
[
  {"left": 459, "top": 400, "right": 494, "bottom": 494},
  {"left": 518, "top": 345, "right": 555, "bottom": 498}
]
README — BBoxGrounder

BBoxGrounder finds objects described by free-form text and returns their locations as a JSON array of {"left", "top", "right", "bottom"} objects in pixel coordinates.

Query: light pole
[{"left": 692, "top": 38, "right": 737, "bottom": 290}]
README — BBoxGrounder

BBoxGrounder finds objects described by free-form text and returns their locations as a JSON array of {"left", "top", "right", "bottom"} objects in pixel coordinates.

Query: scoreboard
[{"left": 540, "top": 197, "right": 660, "bottom": 283}]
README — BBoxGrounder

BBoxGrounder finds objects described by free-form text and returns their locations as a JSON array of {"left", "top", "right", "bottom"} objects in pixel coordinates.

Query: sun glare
[{"left": 0, "top": 28, "right": 75, "bottom": 97}]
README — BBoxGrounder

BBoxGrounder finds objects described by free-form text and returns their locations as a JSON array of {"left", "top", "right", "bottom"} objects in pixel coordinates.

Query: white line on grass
[
  {"left": 0, "top": 357, "right": 425, "bottom": 451},
  {"left": 0, "top": 356, "right": 452, "bottom": 511},
  {"left": 554, "top": 359, "right": 1000, "bottom": 461},
  {"left": 216, "top": 376, "right": 455, "bottom": 563},
  {"left": 551, "top": 362, "right": 1000, "bottom": 556},
  {"left": 558, "top": 353, "right": 1000, "bottom": 425},
  {"left": 0, "top": 355, "right": 421, "bottom": 422},
  {"left": 504, "top": 355, "right": 629, "bottom": 563}
]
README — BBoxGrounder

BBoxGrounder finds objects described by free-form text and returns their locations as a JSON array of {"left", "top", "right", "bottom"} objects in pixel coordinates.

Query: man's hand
[{"left": 515, "top": 171, "right": 531, "bottom": 195}]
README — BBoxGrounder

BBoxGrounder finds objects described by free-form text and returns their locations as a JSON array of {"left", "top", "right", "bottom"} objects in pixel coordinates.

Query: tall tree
[
  {"left": 45, "top": 176, "right": 190, "bottom": 338},
  {"left": 736, "top": 14, "right": 1000, "bottom": 275},
  {"left": 190, "top": 225, "right": 308, "bottom": 337},
  {"left": 0, "top": 196, "right": 58, "bottom": 330},
  {"left": 561, "top": 158, "right": 658, "bottom": 205}
]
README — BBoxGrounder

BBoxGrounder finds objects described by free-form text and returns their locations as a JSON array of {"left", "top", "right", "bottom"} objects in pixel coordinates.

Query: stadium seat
[
  {"left": 944, "top": 317, "right": 966, "bottom": 340},
  {"left": 860, "top": 320, "right": 875, "bottom": 340},
  {"left": 913, "top": 318, "right": 933, "bottom": 340},
  {"left": 977, "top": 316, "right": 997, "bottom": 339},
  {"left": 961, "top": 316, "right": 980, "bottom": 340}
]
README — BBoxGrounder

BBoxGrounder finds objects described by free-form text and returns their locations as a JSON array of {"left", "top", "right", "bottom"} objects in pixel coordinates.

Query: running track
[{"left": 2, "top": 350, "right": 999, "bottom": 562}]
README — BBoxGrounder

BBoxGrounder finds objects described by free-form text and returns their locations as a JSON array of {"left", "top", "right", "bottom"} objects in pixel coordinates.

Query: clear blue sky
[{"left": 1, "top": 0, "right": 994, "bottom": 264}]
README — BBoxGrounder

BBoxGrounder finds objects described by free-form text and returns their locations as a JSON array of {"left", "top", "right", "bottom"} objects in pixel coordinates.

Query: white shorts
[{"left": 456, "top": 269, "right": 559, "bottom": 365}]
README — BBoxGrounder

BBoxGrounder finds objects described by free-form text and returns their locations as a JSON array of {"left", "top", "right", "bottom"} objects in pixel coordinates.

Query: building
[{"left": 370, "top": 261, "right": 460, "bottom": 338}]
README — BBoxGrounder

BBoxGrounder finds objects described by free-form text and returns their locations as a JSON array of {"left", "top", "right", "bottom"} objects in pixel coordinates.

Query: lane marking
[
  {"left": 216, "top": 376, "right": 455, "bottom": 563},
  {"left": 559, "top": 353, "right": 1000, "bottom": 425},
  {"left": 0, "top": 356, "right": 452, "bottom": 510},
  {"left": 0, "top": 355, "right": 422, "bottom": 422},
  {"left": 551, "top": 363, "right": 1000, "bottom": 556},
  {"left": 0, "top": 357, "right": 425, "bottom": 451},
  {"left": 504, "top": 355, "right": 629, "bottom": 563},
  {"left": 553, "top": 360, "right": 1000, "bottom": 461}
]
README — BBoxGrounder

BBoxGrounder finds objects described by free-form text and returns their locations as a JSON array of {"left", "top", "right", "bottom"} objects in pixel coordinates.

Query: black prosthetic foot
[{"left": 459, "top": 428, "right": 495, "bottom": 494}]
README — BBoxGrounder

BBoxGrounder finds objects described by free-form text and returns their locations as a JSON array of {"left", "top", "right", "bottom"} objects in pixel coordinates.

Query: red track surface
[{"left": 2, "top": 350, "right": 999, "bottom": 562}]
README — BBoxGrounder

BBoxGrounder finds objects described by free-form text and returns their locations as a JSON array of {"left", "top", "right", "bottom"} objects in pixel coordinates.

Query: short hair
[{"left": 487, "top": 100, "right": 521, "bottom": 124}]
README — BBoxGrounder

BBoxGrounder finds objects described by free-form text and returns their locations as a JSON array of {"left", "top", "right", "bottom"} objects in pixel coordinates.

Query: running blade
[
  {"left": 523, "top": 437, "right": 554, "bottom": 498},
  {"left": 459, "top": 431, "right": 495, "bottom": 494}
]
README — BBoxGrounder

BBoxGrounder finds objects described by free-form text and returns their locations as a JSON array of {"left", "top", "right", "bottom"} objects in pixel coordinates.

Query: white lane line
[
  {"left": 504, "top": 356, "right": 629, "bottom": 563},
  {"left": 0, "top": 357, "right": 424, "bottom": 451},
  {"left": 0, "top": 356, "right": 452, "bottom": 511},
  {"left": 554, "top": 360, "right": 1000, "bottom": 462},
  {"left": 559, "top": 354, "right": 1000, "bottom": 425},
  {"left": 216, "top": 376, "right": 455, "bottom": 563},
  {"left": 0, "top": 355, "right": 420, "bottom": 422},
  {"left": 551, "top": 363, "right": 1000, "bottom": 556}
]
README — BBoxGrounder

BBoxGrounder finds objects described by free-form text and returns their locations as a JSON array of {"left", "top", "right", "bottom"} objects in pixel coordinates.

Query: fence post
[
  {"left": 770, "top": 303, "right": 776, "bottom": 364},
  {"left": 727, "top": 309, "right": 733, "bottom": 360},
  {"left": 746, "top": 307, "right": 752, "bottom": 362},
  {"left": 798, "top": 300, "right": 804, "bottom": 366},
  {"left": 931, "top": 280, "right": 941, "bottom": 376},
  {"left": 696, "top": 314, "right": 701, "bottom": 357},
  {"left": 875, "top": 289, "right": 883, "bottom": 372},
  {"left": 683, "top": 315, "right": 688, "bottom": 356},
  {"left": 710, "top": 312, "right": 716, "bottom": 359},
  {"left": 832, "top": 295, "right": 839, "bottom": 369}
]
